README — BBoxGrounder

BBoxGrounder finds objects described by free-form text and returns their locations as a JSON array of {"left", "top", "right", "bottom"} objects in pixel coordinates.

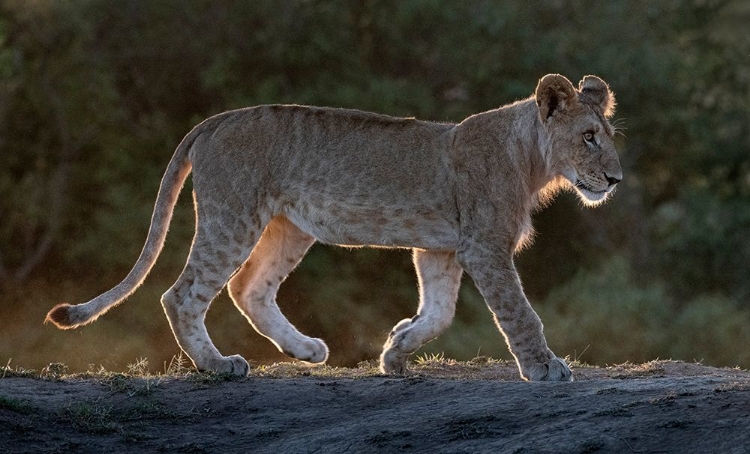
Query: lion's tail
[{"left": 45, "top": 128, "right": 199, "bottom": 329}]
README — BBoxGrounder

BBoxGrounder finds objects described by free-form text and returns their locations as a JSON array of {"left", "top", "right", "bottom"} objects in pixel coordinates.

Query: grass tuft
[
  {"left": 62, "top": 400, "right": 120, "bottom": 434},
  {"left": 0, "top": 395, "right": 38, "bottom": 414},
  {"left": 1, "top": 359, "right": 39, "bottom": 378},
  {"left": 414, "top": 352, "right": 447, "bottom": 366},
  {"left": 186, "top": 370, "right": 247, "bottom": 385},
  {"left": 126, "top": 357, "right": 150, "bottom": 377},
  {"left": 41, "top": 362, "right": 69, "bottom": 378},
  {"left": 164, "top": 352, "right": 191, "bottom": 376}
]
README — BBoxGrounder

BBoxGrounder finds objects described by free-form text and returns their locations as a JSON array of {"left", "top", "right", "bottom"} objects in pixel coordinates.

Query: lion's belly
[{"left": 282, "top": 201, "right": 459, "bottom": 250}]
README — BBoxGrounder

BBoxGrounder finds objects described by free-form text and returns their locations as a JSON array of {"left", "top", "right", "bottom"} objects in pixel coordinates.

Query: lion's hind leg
[
  {"left": 161, "top": 205, "right": 265, "bottom": 376},
  {"left": 380, "top": 250, "right": 463, "bottom": 374},
  {"left": 228, "top": 216, "right": 329, "bottom": 364}
]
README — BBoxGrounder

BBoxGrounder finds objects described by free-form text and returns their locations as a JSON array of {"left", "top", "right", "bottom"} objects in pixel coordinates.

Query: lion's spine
[{"left": 45, "top": 128, "right": 199, "bottom": 329}]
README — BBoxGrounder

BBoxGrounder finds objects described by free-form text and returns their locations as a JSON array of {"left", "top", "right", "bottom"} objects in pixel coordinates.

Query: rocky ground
[{"left": 1, "top": 359, "right": 749, "bottom": 453}]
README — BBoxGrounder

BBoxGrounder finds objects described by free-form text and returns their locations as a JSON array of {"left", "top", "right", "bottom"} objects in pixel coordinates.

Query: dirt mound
[{"left": 1, "top": 360, "right": 749, "bottom": 453}]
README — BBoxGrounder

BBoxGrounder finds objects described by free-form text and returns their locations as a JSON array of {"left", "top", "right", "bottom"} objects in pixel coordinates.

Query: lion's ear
[
  {"left": 578, "top": 75, "right": 616, "bottom": 118},
  {"left": 535, "top": 74, "right": 577, "bottom": 122}
]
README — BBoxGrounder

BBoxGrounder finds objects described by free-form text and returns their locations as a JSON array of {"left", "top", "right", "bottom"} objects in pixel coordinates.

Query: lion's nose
[{"left": 605, "top": 174, "right": 622, "bottom": 185}]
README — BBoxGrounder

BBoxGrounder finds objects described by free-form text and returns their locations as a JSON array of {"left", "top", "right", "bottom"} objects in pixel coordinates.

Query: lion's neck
[
  {"left": 451, "top": 98, "right": 562, "bottom": 211},
  {"left": 506, "top": 99, "right": 561, "bottom": 208}
]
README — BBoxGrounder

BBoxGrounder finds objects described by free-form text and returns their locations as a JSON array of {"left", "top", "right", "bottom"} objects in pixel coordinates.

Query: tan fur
[{"left": 46, "top": 74, "right": 622, "bottom": 381}]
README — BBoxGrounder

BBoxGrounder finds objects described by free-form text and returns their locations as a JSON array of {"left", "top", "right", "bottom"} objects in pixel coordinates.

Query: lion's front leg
[
  {"left": 380, "top": 250, "right": 463, "bottom": 374},
  {"left": 457, "top": 244, "right": 572, "bottom": 382}
]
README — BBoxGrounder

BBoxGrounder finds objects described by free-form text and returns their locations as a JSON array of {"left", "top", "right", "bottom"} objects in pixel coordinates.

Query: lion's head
[{"left": 535, "top": 74, "right": 623, "bottom": 206}]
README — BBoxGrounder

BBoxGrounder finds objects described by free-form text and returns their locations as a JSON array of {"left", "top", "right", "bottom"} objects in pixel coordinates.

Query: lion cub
[{"left": 47, "top": 74, "right": 621, "bottom": 381}]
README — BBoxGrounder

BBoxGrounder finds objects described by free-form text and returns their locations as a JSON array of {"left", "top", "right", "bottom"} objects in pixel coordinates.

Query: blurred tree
[
  {"left": 1, "top": 0, "right": 749, "bottom": 370},
  {"left": 647, "top": 1, "right": 750, "bottom": 303},
  {"left": 0, "top": 1, "right": 123, "bottom": 284}
]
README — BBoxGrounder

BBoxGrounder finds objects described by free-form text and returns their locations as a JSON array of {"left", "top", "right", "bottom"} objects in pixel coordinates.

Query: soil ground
[{"left": 1, "top": 359, "right": 749, "bottom": 454}]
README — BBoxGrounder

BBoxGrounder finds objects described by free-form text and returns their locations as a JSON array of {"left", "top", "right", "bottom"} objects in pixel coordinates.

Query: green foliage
[
  {"left": 652, "top": 189, "right": 750, "bottom": 302},
  {"left": 538, "top": 257, "right": 750, "bottom": 367},
  {"left": 540, "top": 257, "right": 671, "bottom": 363},
  {"left": 1, "top": 0, "right": 749, "bottom": 370},
  {"left": 671, "top": 296, "right": 750, "bottom": 367}
]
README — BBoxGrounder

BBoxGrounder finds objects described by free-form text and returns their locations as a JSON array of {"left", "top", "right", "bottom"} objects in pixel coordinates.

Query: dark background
[{"left": 1, "top": 0, "right": 749, "bottom": 372}]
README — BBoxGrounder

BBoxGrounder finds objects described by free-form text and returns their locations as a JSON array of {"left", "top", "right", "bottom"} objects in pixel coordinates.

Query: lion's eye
[{"left": 583, "top": 132, "right": 594, "bottom": 142}]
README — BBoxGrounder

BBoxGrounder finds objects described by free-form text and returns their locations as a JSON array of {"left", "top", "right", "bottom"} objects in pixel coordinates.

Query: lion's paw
[
  {"left": 379, "top": 348, "right": 409, "bottom": 374},
  {"left": 522, "top": 357, "right": 573, "bottom": 382},
  {"left": 203, "top": 354, "right": 250, "bottom": 376},
  {"left": 281, "top": 338, "right": 329, "bottom": 364}
]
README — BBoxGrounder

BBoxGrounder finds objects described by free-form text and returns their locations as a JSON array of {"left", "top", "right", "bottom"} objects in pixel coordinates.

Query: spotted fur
[{"left": 46, "top": 74, "right": 622, "bottom": 381}]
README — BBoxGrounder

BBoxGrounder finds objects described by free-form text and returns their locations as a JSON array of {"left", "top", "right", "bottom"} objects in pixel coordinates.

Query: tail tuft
[
  {"left": 44, "top": 119, "right": 195, "bottom": 331},
  {"left": 45, "top": 303, "right": 75, "bottom": 329}
]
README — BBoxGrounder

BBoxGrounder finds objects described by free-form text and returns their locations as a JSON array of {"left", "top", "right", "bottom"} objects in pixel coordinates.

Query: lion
[{"left": 46, "top": 74, "right": 622, "bottom": 381}]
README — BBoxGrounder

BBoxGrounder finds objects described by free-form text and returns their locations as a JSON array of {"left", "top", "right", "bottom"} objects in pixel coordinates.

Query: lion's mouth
[
  {"left": 575, "top": 179, "right": 618, "bottom": 194},
  {"left": 574, "top": 181, "right": 607, "bottom": 194}
]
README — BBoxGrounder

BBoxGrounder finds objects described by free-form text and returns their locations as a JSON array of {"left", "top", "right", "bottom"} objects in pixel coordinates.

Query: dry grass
[{"left": 3, "top": 354, "right": 748, "bottom": 386}]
